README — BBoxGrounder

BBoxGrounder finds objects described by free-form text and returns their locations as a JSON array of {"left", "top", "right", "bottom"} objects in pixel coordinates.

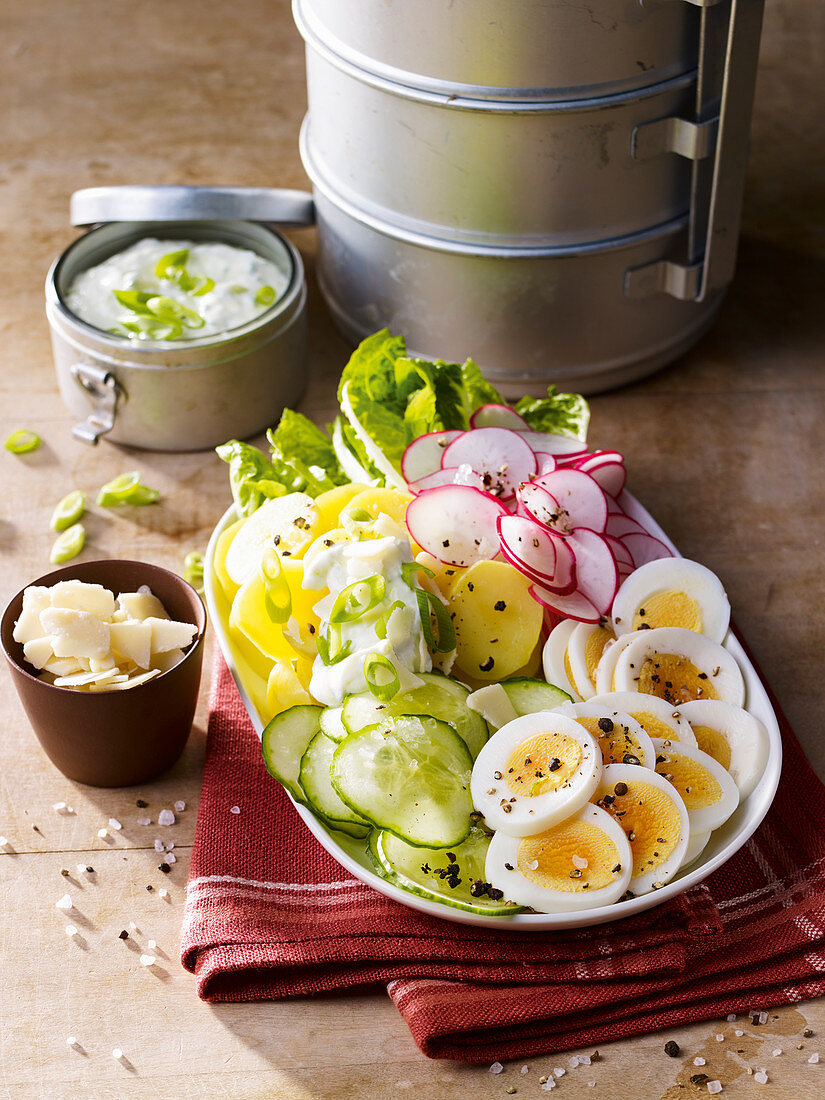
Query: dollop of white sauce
[
  {"left": 303, "top": 534, "right": 432, "bottom": 708},
  {"left": 65, "top": 238, "right": 288, "bottom": 341}
]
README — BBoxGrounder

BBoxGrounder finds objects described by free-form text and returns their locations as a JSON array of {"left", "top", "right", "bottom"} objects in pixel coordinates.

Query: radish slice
[
  {"left": 606, "top": 493, "right": 625, "bottom": 515},
  {"left": 622, "top": 531, "right": 674, "bottom": 568},
  {"left": 442, "top": 427, "right": 537, "bottom": 500},
  {"left": 529, "top": 468, "right": 609, "bottom": 533},
  {"left": 564, "top": 528, "right": 618, "bottom": 614},
  {"left": 604, "top": 533, "right": 634, "bottom": 572},
  {"left": 575, "top": 449, "right": 624, "bottom": 469},
  {"left": 529, "top": 584, "right": 602, "bottom": 625},
  {"left": 469, "top": 404, "right": 530, "bottom": 431},
  {"left": 405, "top": 485, "right": 508, "bottom": 567},
  {"left": 518, "top": 482, "right": 563, "bottom": 527},
  {"left": 401, "top": 430, "right": 463, "bottom": 484},
  {"left": 533, "top": 452, "right": 558, "bottom": 476},
  {"left": 517, "top": 431, "right": 588, "bottom": 457},
  {"left": 410, "top": 465, "right": 484, "bottom": 493},
  {"left": 605, "top": 513, "right": 648, "bottom": 540},
  {"left": 575, "top": 452, "right": 627, "bottom": 498},
  {"left": 497, "top": 515, "right": 577, "bottom": 594}
]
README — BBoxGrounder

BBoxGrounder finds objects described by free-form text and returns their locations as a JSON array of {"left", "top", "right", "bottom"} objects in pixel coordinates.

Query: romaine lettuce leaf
[
  {"left": 215, "top": 440, "right": 288, "bottom": 518},
  {"left": 514, "top": 386, "right": 590, "bottom": 441}
]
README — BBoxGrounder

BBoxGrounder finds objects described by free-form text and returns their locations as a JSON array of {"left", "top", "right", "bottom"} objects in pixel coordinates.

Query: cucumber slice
[
  {"left": 319, "top": 705, "right": 348, "bottom": 742},
  {"left": 341, "top": 672, "right": 489, "bottom": 759},
  {"left": 261, "top": 704, "right": 322, "bottom": 803},
  {"left": 500, "top": 677, "right": 571, "bottom": 716},
  {"left": 376, "top": 826, "right": 524, "bottom": 916},
  {"left": 300, "top": 731, "right": 371, "bottom": 837},
  {"left": 331, "top": 715, "right": 474, "bottom": 848}
]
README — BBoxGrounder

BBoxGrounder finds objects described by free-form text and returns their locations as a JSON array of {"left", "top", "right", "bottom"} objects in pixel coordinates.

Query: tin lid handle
[
  {"left": 625, "top": 0, "right": 765, "bottom": 302},
  {"left": 70, "top": 186, "right": 315, "bottom": 229}
]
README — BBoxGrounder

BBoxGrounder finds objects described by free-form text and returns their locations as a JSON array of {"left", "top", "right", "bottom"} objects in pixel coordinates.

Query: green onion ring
[
  {"left": 415, "top": 588, "right": 456, "bottom": 654},
  {"left": 375, "top": 600, "right": 405, "bottom": 641},
  {"left": 184, "top": 551, "right": 204, "bottom": 595},
  {"left": 363, "top": 653, "right": 401, "bottom": 702},
  {"left": 50, "top": 489, "right": 85, "bottom": 531},
  {"left": 97, "top": 472, "right": 160, "bottom": 507},
  {"left": 261, "top": 547, "right": 292, "bottom": 624},
  {"left": 401, "top": 561, "right": 435, "bottom": 589},
  {"left": 5, "top": 429, "right": 41, "bottom": 454},
  {"left": 329, "top": 574, "right": 386, "bottom": 624},
  {"left": 50, "top": 523, "right": 85, "bottom": 565},
  {"left": 255, "top": 285, "right": 277, "bottom": 307}
]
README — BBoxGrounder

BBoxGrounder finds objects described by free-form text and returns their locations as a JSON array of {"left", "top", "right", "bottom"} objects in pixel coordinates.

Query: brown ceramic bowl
[{"left": 1, "top": 559, "right": 206, "bottom": 787}]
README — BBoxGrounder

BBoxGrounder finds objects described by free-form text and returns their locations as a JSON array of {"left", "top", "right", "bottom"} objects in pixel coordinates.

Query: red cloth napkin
[{"left": 181, "top": 640, "right": 825, "bottom": 1062}]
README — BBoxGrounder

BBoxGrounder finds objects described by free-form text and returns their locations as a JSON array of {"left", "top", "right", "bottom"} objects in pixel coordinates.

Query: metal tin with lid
[{"left": 46, "top": 188, "right": 313, "bottom": 452}]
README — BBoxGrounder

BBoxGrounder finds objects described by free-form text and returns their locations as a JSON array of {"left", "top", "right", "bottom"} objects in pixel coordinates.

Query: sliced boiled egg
[
  {"left": 557, "top": 701, "right": 655, "bottom": 768},
  {"left": 485, "top": 803, "right": 632, "bottom": 912},
  {"left": 594, "top": 763, "right": 689, "bottom": 895},
  {"left": 652, "top": 737, "right": 740, "bottom": 833},
  {"left": 612, "top": 627, "right": 745, "bottom": 707},
  {"left": 564, "top": 621, "right": 617, "bottom": 701},
  {"left": 590, "top": 690, "right": 696, "bottom": 747},
  {"left": 611, "top": 557, "right": 730, "bottom": 643},
  {"left": 542, "top": 620, "right": 583, "bottom": 701},
  {"left": 677, "top": 699, "right": 769, "bottom": 799},
  {"left": 680, "top": 828, "right": 711, "bottom": 870},
  {"left": 593, "top": 632, "right": 639, "bottom": 695},
  {"left": 471, "top": 712, "right": 601, "bottom": 837}
]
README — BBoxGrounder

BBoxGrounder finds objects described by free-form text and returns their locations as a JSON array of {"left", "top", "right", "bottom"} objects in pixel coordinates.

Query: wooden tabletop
[{"left": 2, "top": 1, "right": 824, "bottom": 1097}]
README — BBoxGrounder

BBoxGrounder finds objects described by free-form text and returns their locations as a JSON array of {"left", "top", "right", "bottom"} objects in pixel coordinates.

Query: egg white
[
  {"left": 612, "top": 627, "right": 745, "bottom": 708},
  {"left": 651, "top": 737, "right": 740, "bottom": 833},
  {"left": 680, "top": 828, "right": 711, "bottom": 870},
  {"left": 556, "top": 701, "right": 656, "bottom": 768},
  {"left": 565, "top": 621, "right": 617, "bottom": 701},
  {"left": 594, "top": 632, "right": 640, "bottom": 695},
  {"left": 471, "top": 712, "right": 601, "bottom": 837},
  {"left": 677, "top": 699, "right": 769, "bottom": 799},
  {"left": 590, "top": 690, "right": 696, "bottom": 747},
  {"left": 595, "top": 763, "right": 690, "bottom": 895},
  {"left": 542, "top": 620, "right": 583, "bottom": 701},
  {"left": 612, "top": 557, "right": 730, "bottom": 643},
  {"left": 485, "top": 803, "right": 632, "bottom": 912}
]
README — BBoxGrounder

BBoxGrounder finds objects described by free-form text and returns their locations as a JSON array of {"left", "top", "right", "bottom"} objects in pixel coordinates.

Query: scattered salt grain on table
[
  {"left": 154, "top": 839, "right": 164, "bottom": 853},
  {"left": 55, "top": 894, "right": 72, "bottom": 910},
  {"left": 158, "top": 888, "right": 168, "bottom": 898},
  {"left": 520, "top": 1066, "right": 529, "bottom": 1074},
  {"left": 569, "top": 1056, "right": 580, "bottom": 1067},
  {"left": 759, "top": 1011, "right": 769, "bottom": 1025},
  {"left": 754, "top": 1071, "right": 768, "bottom": 1085},
  {"left": 707, "top": 1082, "right": 722, "bottom": 1094},
  {"left": 579, "top": 1055, "right": 592, "bottom": 1066},
  {"left": 162, "top": 852, "right": 176, "bottom": 865},
  {"left": 772, "top": 1049, "right": 782, "bottom": 1056},
  {"left": 137, "top": 817, "right": 151, "bottom": 826},
  {"left": 97, "top": 828, "right": 108, "bottom": 839},
  {"left": 147, "top": 939, "right": 156, "bottom": 950},
  {"left": 139, "top": 953, "right": 156, "bottom": 966},
  {"left": 489, "top": 1062, "right": 503, "bottom": 1075},
  {"left": 809, "top": 1053, "right": 820, "bottom": 1064},
  {"left": 716, "top": 1034, "right": 725, "bottom": 1042},
  {"left": 554, "top": 1067, "right": 565, "bottom": 1078},
  {"left": 694, "top": 1058, "right": 706, "bottom": 1066},
  {"left": 173, "top": 800, "right": 185, "bottom": 812},
  {"left": 541, "top": 1081, "right": 556, "bottom": 1092},
  {"left": 727, "top": 1014, "right": 737, "bottom": 1022},
  {"left": 112, "top": 1048, "right": 124, "bottom": 1062},
  {"left": 65, "top": 925, "right": 77, "bottom": 937},
  {"left": 735, "top": 1030, "right": 744, "bottom": 1037},
  {"left": 0, "top": 837, "right": 9, "bottom": 849},
  {"left": 108, "top": 818, "right": 122, "bottom": 831},
  {"left": 158, "top": 809, "right": 175, "bottom": 826}
]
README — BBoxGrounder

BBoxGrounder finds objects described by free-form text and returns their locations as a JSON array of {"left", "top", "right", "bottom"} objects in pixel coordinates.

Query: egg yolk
[
  {"left": 564, "top": 648, "right": 586, "bottom": 698},
  {"left": 656, "top": 751, "right": 722, "bottom": 810},
  {"left": 602, "top": 780, "right": 681, "bottom": 879},
  {"left": 518, "top": 820, "right": 620, "bottom": 893},
  {"left": 633, "top": 711, "right": 682, "bottom": 741},
  {"left": 637, "top": 653, "right": 719, "bottom": 704},
  {"left": 505, "top": 733, "right": 583, "bottom": 798},
  {"left": 632, "top": 590, "right": 703, "bottom": 633},
  {"left": 574, "top": 716, "right": 645, "bottom": 767},
  {"left": 691, "top": 724, "right": 732, "bottom": 770},
  {"left": 584, "top": 626, "right": 615, "bottom": 690}
]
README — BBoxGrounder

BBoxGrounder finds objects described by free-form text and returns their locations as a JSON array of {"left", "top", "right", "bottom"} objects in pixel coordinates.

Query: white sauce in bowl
[{"left": 65, "top": 238, "right": 288, "bottom": 342}]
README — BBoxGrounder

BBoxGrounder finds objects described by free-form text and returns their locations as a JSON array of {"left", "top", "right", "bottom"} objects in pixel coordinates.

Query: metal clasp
[
  {"left": 70, "top": 363, "right": 121, "bottom": 445},
  {"left": 632, "top": 116, "right": 719, "bottom": 162}
]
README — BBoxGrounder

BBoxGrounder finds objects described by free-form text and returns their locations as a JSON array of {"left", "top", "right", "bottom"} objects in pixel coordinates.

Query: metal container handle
[
  {"left": 70, "top": 186, "right": 316, "bottom": 229},
  {"left": 69, "top": 362, "right": 121, "bottom": 445},
  {"left": 626, "top": 0, "right": 765, "bottom": 301}
]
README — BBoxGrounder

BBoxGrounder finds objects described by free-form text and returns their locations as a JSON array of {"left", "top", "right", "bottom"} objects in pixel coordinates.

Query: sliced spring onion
[
  {"left": 401, "top": 561, "right": 435, "bottom": 589},
  {"left": 375, "top": 600, "right": 405, "bottom": 641},
  {"left": 146, "top": 297, "right": 205, "bottom": 329},
  {"left": 97, "top": 471, "right": 160, "bottom": 507},
  {"left": 329, "top": 575, "right": 386, "bottom": 624},
  {"left": 113, "top": 290, "right": 156, "bottom": 315},
  {"left": 5, "top": 429, "right": 41, "bottom": 454},
  {"left": 50, "top": 489, "right": 85, "bottom": 531},
  {"left": 415, "top": 588, "right": 456, "bottom": 654},
  {"left": 50, "top": 523, "right": 85, "bottom": 565},
  {"left": 316, "top": 625, "right": 353, "bottom": 667},
  {"left": 154, "top": 250, "right": 189, "bottom": 280},
  {"left": 363, "top": 653, "right": 401, "bottom": 702},
  {"left": 255, "top": 285, "right": 277, "bottom": 307},
  {"left": 189, "top": 275, "right": 215, "bottom": 297},
  {"left": 261, "top": 547, "right": 292, "bottom": 623},
  {"left": 184, "top": 551, "right": 204, "bottom": 594}
]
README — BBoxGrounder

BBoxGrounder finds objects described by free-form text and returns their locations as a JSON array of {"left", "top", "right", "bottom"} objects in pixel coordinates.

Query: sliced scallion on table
[
  {"left": 5, "top": 429, "right": 41, "bottom": 454},
  {"left": 184, "top": 551, "right": 204, "bottom": 594},
  {"left": 50, "top": 490, "right": 85, "bottom": 531},
  {"left": 50, "top": 523, "right": 85, "bottom": 564},
  {"left": 97, "top": 471, "right": 160, "bottom": 507}
]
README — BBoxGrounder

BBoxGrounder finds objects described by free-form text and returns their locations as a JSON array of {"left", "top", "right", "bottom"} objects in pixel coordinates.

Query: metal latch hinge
[
  {"left": 632, "top": 116, "right": 719, "bottom": 161},
  {"left": 624, "top": 261, "right": 704, "bottom": 302},
  {"left": 70, "top": 363, "right": 121, "bottom": 445}
]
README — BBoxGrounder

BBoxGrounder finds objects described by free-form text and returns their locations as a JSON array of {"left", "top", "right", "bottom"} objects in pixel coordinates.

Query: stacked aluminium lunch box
[{"left": 294, "top": 0, "right": 765, "bottom": 394}]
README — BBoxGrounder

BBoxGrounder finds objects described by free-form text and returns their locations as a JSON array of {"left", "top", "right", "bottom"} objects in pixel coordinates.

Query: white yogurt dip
[{"left": 65, "top": 238, "right": 288, "bottom": 342}]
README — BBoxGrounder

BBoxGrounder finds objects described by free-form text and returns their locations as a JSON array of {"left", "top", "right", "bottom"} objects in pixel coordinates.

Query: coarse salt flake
[
  {"left": 554, "top": 1067, "right": 565, "bottom": 1078},
  {"left": 809, "top": 1053, "right": 820, "bottom": 1064},
  {"left": 541, "top": 1082, "right": 556, "bottom": 1092},
  {"left": 139, "top": 953, "right": 156, "bottom": 966},
  {"left": 164, "top": 841, "right": 174, "bottom": 851},
  {"left": 137, "top": 817, "right": 151, "bottom": 826},
  {"left": 154, "top": 839, "right": 164, "bottom": 853},
  {"left": 158, "top": 810, "right": 175, "bottom": 826},
  {"left": 53, "top": 802, "right": 67, "bottom": 812},
  {"left": 147, "top": 939, "right": 156, "bottom": 950},
  {"left": 162, "top": 852, "right": 176, "bottom": 865},
  {"left": 489, "top": 1062, "right": 503, "bottom": 1074},
  {"left": 55, "top": 894, "right": 72, "bottom": 910},
  {"left": 97, "top": 828, "right": 108, "bottom": 839},
  {"left": 0, "top": 837, "right": 9, "bottom": 849},
  {"left": 65, "top": 925, "right": 78, "bottom": 937},
  {"left": 158, "top": 888, "right": 168, "bottom": 898},
  {"left": 520, "top": 1066, "right": 529, "bottom": 1074},
  {"left": 772, "top": 1049, "right": 782, "bottom": 1056},
  {"left": 112, "top": 1048, "right": 123, "bottom": 1061},
  {"left": 716, "top": 1034, "right": 725, "bottom": 1042},
  {"left": 66, "top": 1036, "right": 78, "bottom": 1048},
  {"left": 754, "top": 1071, "right": 768, "bottom": 1085},
  {"left": 727, "top": 1014, "right": 737, "bottom": 1022},
  {"left": 230, "top": 805, "right": 241, "bottom": 815},
  {"left": 707, "top": 1082, "right": 722, "bottom": 1095},
  {"left": 759, "top": 1011, "right": 769, "bottom": 1025},
  {"left": 75, "top": 863, "right": 87, "bottom": 874},
  {"left": 694, "top": 1058, "right": 706, "bottom": 1066},
  {"left": 129, "top": 921, "right": 138, "bottom": 931},
  {"left": 173, "top": 800, "right": 185, "bottom": 812},
  {"left": 108, "top": 818, "right": 122, "bottom": 831},
  {"left": 579, "top": 1055, "right": 592, "bottom": 1066},
  {"left": 734, "top": 1030, "right": 743, "bottom": 1037},
  {"left": 588, "top": 1084, "right": 596, "bottom": 1089}
]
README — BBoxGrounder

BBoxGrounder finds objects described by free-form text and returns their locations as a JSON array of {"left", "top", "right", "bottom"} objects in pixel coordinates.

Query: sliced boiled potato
[
  {"left": 449, "top": 560, "right": 543, "bottom": 681},
  {"left": 266, "top": 659, "right": 314, "bottom": 717},
  {"left": 229, "top": 572, "right": 303, "bottom": 664},
  {"left": 281, "top": 558, "right": 322, "bottom": 653},
  {"left": 225, "top": 493, "right": 320, "bottom": 584},
  {"left": 303, "top": 527, "right": 351, "bottom": 569},
  {"left": 314, "top": 482, "right": 369, "bottom": 531},
  {"left": 415, "top": 551, "right": 466, "bottom": 599},
  {"left": 344, "top": 487, "right": 413, "bottom": 530},
  {"left": 213, "top": 518, "right": 245, "bottom": 601}
]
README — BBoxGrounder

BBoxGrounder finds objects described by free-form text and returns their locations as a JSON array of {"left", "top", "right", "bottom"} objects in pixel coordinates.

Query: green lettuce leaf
[
  {"left": 266, "top": 409, "right": 347, "bottom": 495},
  {"left": 215, "top": 440, "right": 288, "bottom": 518},
  {"left": 514, "top": 386, "right": 590, "bottom": 441}
]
